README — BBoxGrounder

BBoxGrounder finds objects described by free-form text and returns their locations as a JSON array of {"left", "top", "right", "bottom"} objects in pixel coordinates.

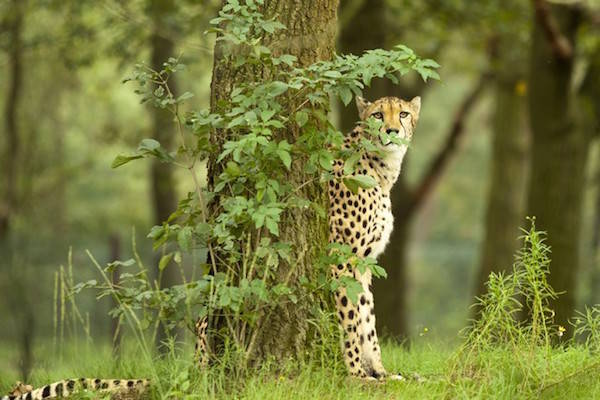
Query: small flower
[
  {"left": 558, "top": 325, "right": 566, "bottom": 337},
  {"left": 515, "top": 80, "right": 527, "bottom": 97}
]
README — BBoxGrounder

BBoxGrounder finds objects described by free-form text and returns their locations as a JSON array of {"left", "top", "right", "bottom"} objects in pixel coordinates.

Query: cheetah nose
[{"left": 386, "top": 128, "right": 399, "bottom": 134}]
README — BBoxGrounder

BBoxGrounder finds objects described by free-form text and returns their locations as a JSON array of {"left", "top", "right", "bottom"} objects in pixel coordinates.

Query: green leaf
[
  {"left": 324, "top": 70, "right": 342, "bottom": 79},
  {"left": 278, "top": 54, "right": 297, "bottom": 66},
  {"left": 177, "top": 92, "right": 194, "bottom": 102},
  {"left": 343, "top": 152, "right": 361, "bottom": 175},
  {"left": 339, "top": 87, "right": 352, "bottom": 106},
  {"left": 269, "top": 81, "right": 288, "bottom": 97},
  {"left": 111, "top": 154, "right": 143, "bottom": 168},
  {"left": 347, "top": 174, "right": 377, "bottom": 189},
  {"left": 260, "top": 109, "right": 276, "bottom": 122},
  {"left": 371, "top": 263, "right": 387, "bottom": 279},
  {"left": 318, "top": 151, "right": 334, "bottom": 171},
  {"left": 420, "top": 59, "right": 440, "bottom": 68},
  {"left": 343, "top": 177, "right": 359, "bottom": 194},
  {"left": 277, "top": 149, "right": 292, "bottom": 169},
  {"left": 295, "top": 110, "right": 308, "bottom": 127},
  {"left": 177, "top": 227, "right": 193, "bottom": 252},
  {"left": 340, "top": 276, "right": 363, "bottom": 305},
  {"left": 138, "top": 138, "right": 161, "bottom": 151},
  {"left": 159, "top": 253, "right": 174, "bottom": 271},
  {"left": 265, "top": 217, "right": 279, "bottom": 236}
]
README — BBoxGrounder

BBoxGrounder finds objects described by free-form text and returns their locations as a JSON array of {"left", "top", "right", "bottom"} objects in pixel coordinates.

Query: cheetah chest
[
  {"left": 328, "top": 186, "right": 394, "bottom": 260},
  {"left": 368, "top": 193, "right": 394, "bottom": 259}
]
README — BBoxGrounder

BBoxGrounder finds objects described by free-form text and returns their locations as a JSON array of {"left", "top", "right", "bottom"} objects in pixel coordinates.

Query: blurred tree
[
  {"left": 208, "top": 0, "right": 338, "bottom": 361},
  {"left": 526, "top": 0, "right": 587, "bottom": 333},
  {"left": 148, "top": 0, "right": 181, "bottom": 350},
  {"left": 473, "top": 40, "right": 529, "bottom": 307},
  {"left": 0, "top": 0, "right": 35, "bottom": 381},
  {"left": 0, "top": 0, "right": 25, "bottom": 240},
  {"left": 580, "top": 37, "right": 600, "bottom": 305}
]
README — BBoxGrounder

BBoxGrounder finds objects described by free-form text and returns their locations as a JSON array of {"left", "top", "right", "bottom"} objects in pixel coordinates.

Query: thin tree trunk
[
  {"left": 377, "top": 76, "right": 488, "bottom": 339},
  {"left": 526, "top": 3, "right": 586, "bottom": 331},
  {"left": 0, "top": 0, "right": 25, "bottom": 239},
  {"left": 590, "top": 180, "right": 600, "bottom": 305},
  {"left": 337, "top": 0, "right": 386, "bottom": 134},
  {"left": 580, "top": 51, "right": 600, "bottom": 306},
  {"left": 208, "top": 0, "right": 338, "bottom": 362},
  {"left": 149, "top": 0, "right": 180, "bottom": 349},
  {"left": 474, "top": 71, "right": 529, "bottom": 304},
  {"left": 376, "top": 180, "right": 412, "bottom": 339}
]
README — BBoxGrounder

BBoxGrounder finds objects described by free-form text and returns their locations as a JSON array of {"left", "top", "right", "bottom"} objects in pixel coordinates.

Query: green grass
[
  {"left": 2, "top": 339, "right": 600, "bottom": 399},
  {"left": 3, "top": 224, "right": 600, "bottom": 399}
]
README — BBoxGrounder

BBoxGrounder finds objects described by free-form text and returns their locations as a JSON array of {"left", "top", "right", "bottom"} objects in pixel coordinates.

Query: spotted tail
[{"left": 1, "top": 378, "right": 150, "bottom": 400}]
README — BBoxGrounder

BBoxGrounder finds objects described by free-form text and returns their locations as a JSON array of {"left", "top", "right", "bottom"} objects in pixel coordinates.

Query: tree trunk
[
  {"left": 149, "top": 0, "right": 180, "bottom": 349},
  {"left": 474, "top": 70, "right": 528, "bottom": 304},
  {"left": 376, "top": 180, "right": 412, "bottom": 339},
  {"left": 0, "top": 0, "right": 25, "bottom": 240},
  {"left": 208, "top": 0, "right": 338, "bottom": 361},
  {"left": 337, "top": 0, "right": 386, "bottom": 131},
  {"left": 581, "top": 51, "right": 600, "bottom": 306},
  {"left": 526, "top": 3, "right": 586, "bottom": 331}
]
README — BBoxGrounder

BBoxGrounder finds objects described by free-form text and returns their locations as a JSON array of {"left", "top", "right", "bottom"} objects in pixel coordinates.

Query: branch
[
  {"left": 532, "top": 0, "right": 574, "bottom": 61},
  {"left": 401, "top": 73, "right": 490, "bottom": 219}
]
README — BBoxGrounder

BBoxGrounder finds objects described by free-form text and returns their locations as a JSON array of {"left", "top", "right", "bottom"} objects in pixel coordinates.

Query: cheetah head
[{"left": 355, "top": 96, "right": 421, "bottom": 151}]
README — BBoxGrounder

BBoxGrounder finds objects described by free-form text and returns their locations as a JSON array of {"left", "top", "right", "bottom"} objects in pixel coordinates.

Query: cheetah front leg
[
  {"left": 355, "top": 272, "right": 387, "bottom": 378},
  {"left": 334, "top": 281, "right": 371, "bottom": 378},
  {"left": 334, "top": 265, "right": 387, "bottom": 379}
]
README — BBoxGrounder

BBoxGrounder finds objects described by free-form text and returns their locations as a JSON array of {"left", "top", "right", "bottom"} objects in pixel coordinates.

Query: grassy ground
[{"left": 2, "top": 339, "right": 600, "bottom": 399}]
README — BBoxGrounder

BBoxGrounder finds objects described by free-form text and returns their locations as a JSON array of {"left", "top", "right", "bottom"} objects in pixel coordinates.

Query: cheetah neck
[{"left": 366, "top": 146, "right": 408, "bottom": 193}]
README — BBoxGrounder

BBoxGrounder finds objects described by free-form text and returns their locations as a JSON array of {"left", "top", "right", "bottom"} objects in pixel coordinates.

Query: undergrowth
[{"left": 3, "top": 219, "right": 600, "bottom": 399}]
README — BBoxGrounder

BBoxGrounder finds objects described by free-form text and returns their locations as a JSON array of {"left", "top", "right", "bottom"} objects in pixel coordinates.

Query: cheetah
[{"left": 329, "top": 95, "right": 421, "bottom": 379}]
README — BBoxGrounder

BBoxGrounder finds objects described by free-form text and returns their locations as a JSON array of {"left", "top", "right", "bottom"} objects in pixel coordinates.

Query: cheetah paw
[{"left": 388, "top": 373, "right": 404, "bottom": 381}]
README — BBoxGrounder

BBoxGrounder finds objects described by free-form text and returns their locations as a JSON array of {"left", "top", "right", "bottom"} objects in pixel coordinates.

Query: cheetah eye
[
  {"left": 371, "top": 112, "right": 383, "bottom": 120},
  {"left": 399, "top": 111, "right": 410, "bottom": 119}
]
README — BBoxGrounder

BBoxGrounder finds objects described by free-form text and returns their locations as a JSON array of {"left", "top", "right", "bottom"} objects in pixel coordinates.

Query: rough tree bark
[
  {"left": 527, "top": 2, "right": 587, "bottom": 332},
  {"left": 149, "top": 0, "right": 180, "bottom": 349},
  {"left": 208, "top": 0, "right": 338, "bottom": 362},
  {"left": 474, "top": 52, "right": 529, "bottom": 305}
]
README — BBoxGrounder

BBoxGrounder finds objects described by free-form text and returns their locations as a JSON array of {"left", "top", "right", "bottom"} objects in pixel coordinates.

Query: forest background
[{"left": 1, "top": 0, "right": 600, "bottom": 394}]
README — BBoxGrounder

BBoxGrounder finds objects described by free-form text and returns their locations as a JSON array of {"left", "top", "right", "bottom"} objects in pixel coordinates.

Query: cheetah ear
[
  {"left": 356, "top": 96, "right": 371, "bottom": 120},
  {"left": 410, "top": 96, "right": 421, "bottom": 116}
]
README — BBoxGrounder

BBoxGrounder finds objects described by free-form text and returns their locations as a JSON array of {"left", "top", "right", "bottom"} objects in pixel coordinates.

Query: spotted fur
[
  {"left": 1, "top": 378, "right": 150, "bottom": 400},
  {"left": 329, "top": 95, "right": 421, "bottom": 379}
]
